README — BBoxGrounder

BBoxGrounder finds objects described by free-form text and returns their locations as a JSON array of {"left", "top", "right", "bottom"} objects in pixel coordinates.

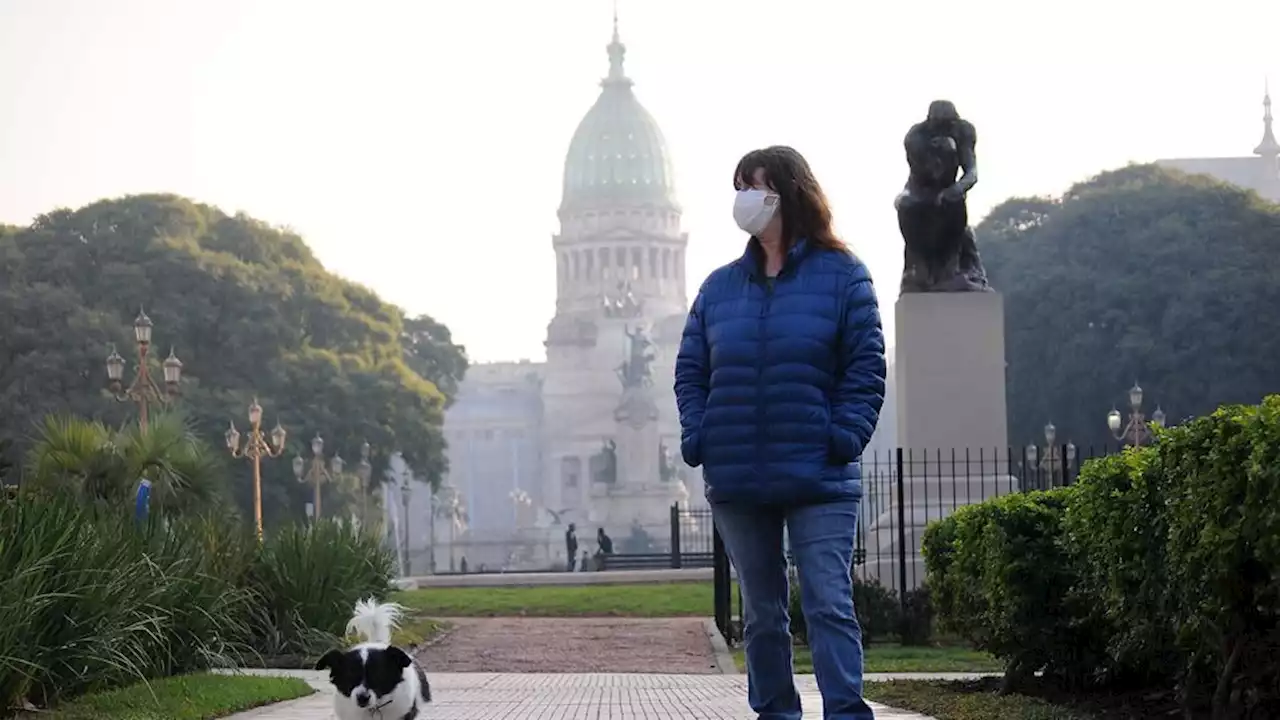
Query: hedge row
[
  {"left": 0, "top": 493, "right": 395, "bottom": 713},
  {"left": 922, "top": 396, "right": 1280, "bottom": 718}
]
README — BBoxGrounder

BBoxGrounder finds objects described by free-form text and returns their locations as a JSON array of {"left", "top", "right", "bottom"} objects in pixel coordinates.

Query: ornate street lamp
[
  {"left": 293, "top": 433, "right": 344, "bottom": 521},
  {"left": 106, "top": 308, "right": 183, "bottom": 434},
  {"left": 401, "top": 472, "right": 413, "bottom": 571},
  {"left": 226, "top": 398, "right": 287, "bottom": 540},
  {"left": 1106, "top": 382, "right": 1166, "bottom": 447},
  {"left": 355, "top": 441, "right": 374, "bottom": 527},
  {"left": 508, "top": 488, "right": 532, "bottom": 526},
  {"left": 1024, "top": 421, "right": 1077, "bottom": 488},
  {"left": 437, "top": 483, "right": 468, "bottom": 573}
]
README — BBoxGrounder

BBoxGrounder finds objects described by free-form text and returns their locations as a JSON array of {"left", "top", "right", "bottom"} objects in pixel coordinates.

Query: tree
[
  {"left": 24, "top": 413, "right": 224, "bottom": 515},
  {"left": 0, "top": 194, "right": 468, "bottom": 528},
  {"left": 402, "top": 314, "right": 468, "bottom": 406},
  {"left": 978, "top": 165, "right": 1280, "bottom": 450}
]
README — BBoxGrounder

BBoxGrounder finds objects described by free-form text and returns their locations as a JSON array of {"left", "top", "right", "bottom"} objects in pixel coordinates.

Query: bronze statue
[
  {"left": 591, "top": 438, "right": 618, "bottom": 484},
  {"left": 616, "top": 324, "right": 655, "bottom": 389},
  {"left": 602, "top": 280, "right": 643, "bottom": 319},
  {"left": 895, "top": 100, "right": 991, "bottom": 293},
  {"left": 658, "top": 440, "right": 682, "bottom": 483}
]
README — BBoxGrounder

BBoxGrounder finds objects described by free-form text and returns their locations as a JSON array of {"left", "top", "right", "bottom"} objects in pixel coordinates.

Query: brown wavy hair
[{"left": 733, "top": 145, "right": 849, "bottom": 254}]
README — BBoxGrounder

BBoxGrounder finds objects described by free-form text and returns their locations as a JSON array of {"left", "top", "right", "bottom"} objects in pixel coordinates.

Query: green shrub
[
  {"left": 922, "top": 487, "right": 1104, "bottom": 689},
  {"left": 917, "top": 395, "right": 1280, "bottom": 716},
  {"left": 0, "top": 492, "right": 395, "bottom": 713},
  {"left": 788, "top": 573, "right": 904, "bottom": 646},
  {"left": 245, "top": 520, "right": 396, "bottom": 662},
  {"left": 1064, "top": 448, "right": 1178, "bottom": 684},
  {"left": 0, "top": 495, "right": 254, "bottom": 709},
  {"left": 1155, "top": 399, "right": 1280, "bottom": 716},
  {"left": 898, "top": 585, "right": 935, "bottom": 647}
]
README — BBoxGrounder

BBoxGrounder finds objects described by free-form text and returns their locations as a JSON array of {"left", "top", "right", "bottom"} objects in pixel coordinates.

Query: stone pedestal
[
  {"left": 587, "top": 384, "right": 689, "bottom": 549},
  {"left": 863, "top": 292, "right": 1012, "bottom": 590},
  {"left": 894, "top": 291, "right": 1008, "bottom": 453}
]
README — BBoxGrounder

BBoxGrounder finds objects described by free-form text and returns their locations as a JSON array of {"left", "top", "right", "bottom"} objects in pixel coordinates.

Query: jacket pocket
[
  {"left": 825, "top": 401, "right": 857, "bottom": 465},
  {"left": 680, "top": 423, "right": 704, "bottom": 468}
]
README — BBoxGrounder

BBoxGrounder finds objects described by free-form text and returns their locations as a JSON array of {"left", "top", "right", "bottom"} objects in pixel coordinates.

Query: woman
[{"left": 675, "top": 146, "right": 885, "bottom": 719}]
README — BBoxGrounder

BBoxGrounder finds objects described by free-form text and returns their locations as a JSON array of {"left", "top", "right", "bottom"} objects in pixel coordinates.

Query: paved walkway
[
  {"left": 220, "top": 670, "right": 938, "bottom": 719},
  {"left": 417, "top": 617, "right": 720, "bottom": 673}
]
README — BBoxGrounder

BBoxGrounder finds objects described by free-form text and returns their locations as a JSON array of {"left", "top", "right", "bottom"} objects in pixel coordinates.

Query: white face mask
[{"left": 733, "top": 189, "right": 779, "bottom": 236}]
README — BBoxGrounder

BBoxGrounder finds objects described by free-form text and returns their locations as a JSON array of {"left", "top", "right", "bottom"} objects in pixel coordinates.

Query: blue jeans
[{"left": 713, "top": 500, "right": 874, "bottom": 720}]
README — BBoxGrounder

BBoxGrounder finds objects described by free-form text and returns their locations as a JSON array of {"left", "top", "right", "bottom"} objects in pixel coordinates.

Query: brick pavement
[
  {"left": 219, "top": 670, "right": 937, "bottom": 719},
  {"left": 416, "top": 618, "right": 720, "bottom": 673}
]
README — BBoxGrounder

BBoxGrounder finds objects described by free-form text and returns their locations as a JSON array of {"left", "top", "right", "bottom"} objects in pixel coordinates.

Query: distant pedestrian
[{"left": 565, "top": 523, "right": 579, "bottom": 572}]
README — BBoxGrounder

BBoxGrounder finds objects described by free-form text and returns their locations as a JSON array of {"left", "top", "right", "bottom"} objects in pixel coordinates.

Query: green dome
[{"left": 560, "top": 28, "right": 676, "bottom": 213}]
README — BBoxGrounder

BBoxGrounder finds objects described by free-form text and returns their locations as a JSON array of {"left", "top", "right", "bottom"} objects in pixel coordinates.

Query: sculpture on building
[
  {"left": 591, "top": 438, "right": 618, "bottom": 484},
  {"left": 615, "top": 324, "right": 656, "bottom": 389},
  {"left": 602, "top": 280, "right": 644, "bottom": 319},
  {"left": 658, "top": 440, "right": 681, "bottom": 483},
  {"left": 895, "top": 99, "right": 991, "bottom": 293}
]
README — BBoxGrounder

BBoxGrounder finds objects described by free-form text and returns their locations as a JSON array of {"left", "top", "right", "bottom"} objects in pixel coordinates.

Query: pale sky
[{"left": 2, "top": 0, "right": 1277, "bottom": 362}]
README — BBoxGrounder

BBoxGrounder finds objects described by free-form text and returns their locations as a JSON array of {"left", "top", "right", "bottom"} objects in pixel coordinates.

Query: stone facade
[{"left": 436, "top": 22, "right": 697, "bottom": 572}]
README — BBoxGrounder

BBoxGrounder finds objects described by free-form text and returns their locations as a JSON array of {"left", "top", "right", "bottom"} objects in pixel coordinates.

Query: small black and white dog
[{"left": 316, "top": 598, "right": 432, "bottom": 719}]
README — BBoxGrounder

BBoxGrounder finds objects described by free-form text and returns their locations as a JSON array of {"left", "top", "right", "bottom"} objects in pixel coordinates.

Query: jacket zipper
[{"left": 757, "top": 277, "right": 773, "bottom": 467}]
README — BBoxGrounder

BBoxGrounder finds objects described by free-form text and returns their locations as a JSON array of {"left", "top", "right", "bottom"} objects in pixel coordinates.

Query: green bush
[
  {"left": 246, "top": 520, "right": 396, "bottom": 662},
  {"left": 1154, "top": 399, "right": 1280, "bottom": 715},
  {"left": 922, "top": 487, "right": 1105, "bottom": 690},
  {"left": 1064, "top": 449, "right": 1178, "bottom": 684},
  {"left": 923, "top": 395, "right": 1280, "bottom": 718},
  {"left": 898, "top": 585, "right": 935, "bottom": 647},
  {"left": 0, "top": 495, "right": 253, "bottom": 709},
  {"left": 788, "top": 573, "right": 907, "bottom": 647},
  {"left": 0, "top": 491, "right": 395, "bottom": 713}
]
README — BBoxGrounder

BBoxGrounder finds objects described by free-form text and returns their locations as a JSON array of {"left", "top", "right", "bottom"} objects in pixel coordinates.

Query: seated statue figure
[{"left": 894, "top": 99, "right": 991, "bottom": 293}]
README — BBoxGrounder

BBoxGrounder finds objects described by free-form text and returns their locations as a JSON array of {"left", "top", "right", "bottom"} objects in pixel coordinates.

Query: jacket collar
[{"left": 735, "top": 236, "right": 813, "bottom": 280}]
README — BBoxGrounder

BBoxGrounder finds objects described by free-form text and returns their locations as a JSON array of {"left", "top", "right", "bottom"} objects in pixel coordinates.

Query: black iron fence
[
  {"left": 710, "top": 444, "right": 1122, "bottom": 645},
  {"left": 598, "top": 503, "right": 717, "bottom": 571}
]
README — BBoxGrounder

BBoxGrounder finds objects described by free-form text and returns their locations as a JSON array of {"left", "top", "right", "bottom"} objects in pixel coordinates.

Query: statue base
[
  {"left": 875, "top": 292, "right": 1010, "bottom": 590},
  {"left": 589, "top": 480, "right": 689, "bottom": 552},
  {"left": 894, "top": 292, "right": 1008, "bottom": 453}
]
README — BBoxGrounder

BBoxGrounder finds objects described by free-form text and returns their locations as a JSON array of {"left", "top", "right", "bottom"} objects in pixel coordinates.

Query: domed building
[{"left": 427, "top": 21, "right": 697, "bottom": 574}]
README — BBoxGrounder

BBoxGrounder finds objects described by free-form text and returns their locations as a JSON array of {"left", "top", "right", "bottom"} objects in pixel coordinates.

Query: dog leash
[{"left": 369, "top": 699, "right": 419, "bottom": 720}]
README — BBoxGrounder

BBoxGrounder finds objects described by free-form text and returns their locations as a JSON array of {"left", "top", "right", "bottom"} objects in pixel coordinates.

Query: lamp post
[
  {"left": 1024, "top": 421, "right": 1077, "bottom": 489},
  {"left": 401, "top": 472, "right": 412, "bottom": 573},
  {"left": 508, "top": 488, "right": 532, "bottom": 527},
  {"left": 105, "top": 309, "right": 183, "bottom": 434},
  {"left": 293, "top": 434, "right": 342, "bottom": 521},
  {"left": 225, "top": 398, "right": 288, "bottom": 540},
  {"left": 438, "top": 483, "right": 467, "bottom": 572},
  {"left": 385, "top": 451, "right": 415, "bottom": 576},
  {"left": 1106, "top": 382, "right": 1166, "bottom": 447},
  {"left": 355, "top": 441, "right": 373, "bottom": 528}
]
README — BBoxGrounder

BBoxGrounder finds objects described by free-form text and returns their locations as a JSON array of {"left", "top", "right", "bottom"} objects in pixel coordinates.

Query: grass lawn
[
  {"left": 390, "top": 614, "right": 449, "bottom": 647},
  {"left": 393, "top": 581, "right": 721, "bottom": 617},
  {"left": 864, "top": 680, "right": 1089, "bottom": 719},
  {"left": 732, "top": 644, "right": 1004, "bottom": 674},
  {"left": 46, "top": 673, "right": 313, "bottom": 719},
  {"left": 863, "top": 678, "right": 1186, "bottom": 719}
]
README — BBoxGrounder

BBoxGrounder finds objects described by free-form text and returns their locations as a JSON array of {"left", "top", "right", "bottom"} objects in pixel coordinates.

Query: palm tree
[{"left": 24, "top": 413, "right": 225, "bottom": 515}]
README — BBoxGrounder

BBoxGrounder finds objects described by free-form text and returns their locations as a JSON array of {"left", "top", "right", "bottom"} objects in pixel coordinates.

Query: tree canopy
[
  {"left": 0, "top": 194, "right": 467, "bottom": 526},
  {"left": 979, "top": 164, "right": 1280, "bottom": 450}
]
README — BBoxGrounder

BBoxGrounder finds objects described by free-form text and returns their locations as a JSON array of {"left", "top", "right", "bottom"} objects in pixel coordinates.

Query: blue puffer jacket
[{"left": 674, "top": 238, "right": 886, "bottom": 505}]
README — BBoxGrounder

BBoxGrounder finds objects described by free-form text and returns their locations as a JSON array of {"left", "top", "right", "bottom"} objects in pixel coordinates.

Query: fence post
[
  {"left": 712, "top": 521, "right": 731, "bottom": 642},
  {"left": 669, "top": 503, "right": 682, "bottom": 569},
  {"left": 896, "top": 447, "right": 909, "bottom": 612}
]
